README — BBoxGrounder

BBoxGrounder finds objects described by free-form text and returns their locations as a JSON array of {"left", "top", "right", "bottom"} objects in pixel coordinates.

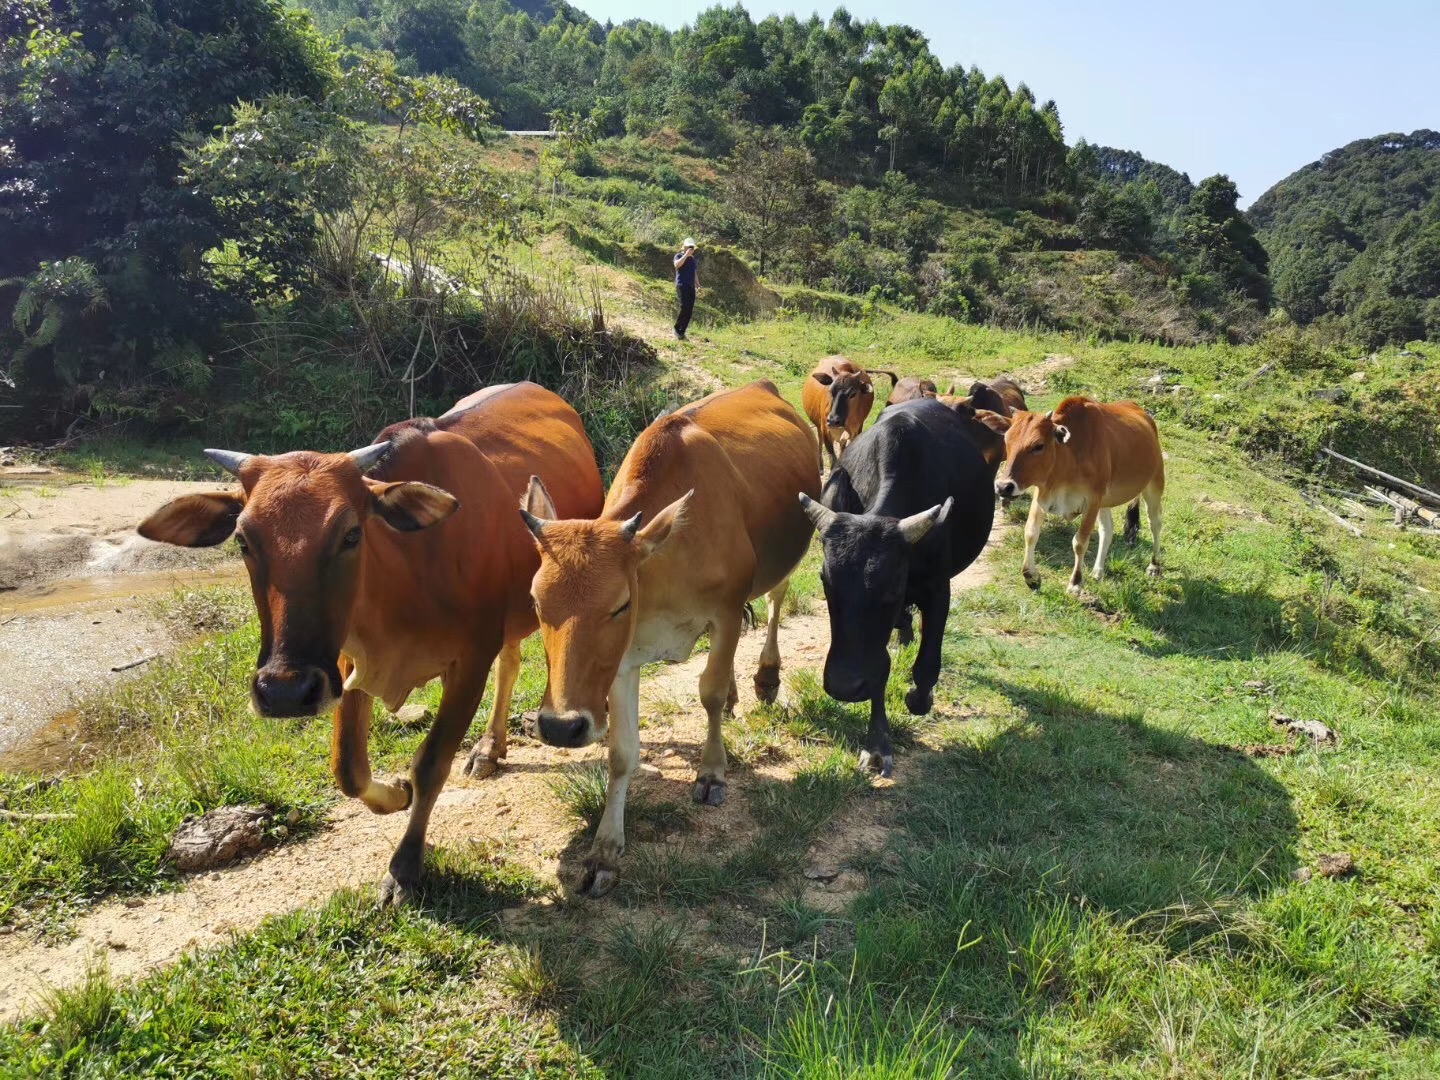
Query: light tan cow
[
  {"left": 995, "top": 395, "right": 1164, "bottom": 594},
  {"left": 519, "top": 380, "right": 819, "bottom": 897}
]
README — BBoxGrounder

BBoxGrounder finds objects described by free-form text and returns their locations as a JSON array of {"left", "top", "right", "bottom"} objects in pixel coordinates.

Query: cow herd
[{"left": 137, "top": 363, "right": 1164, "bottom": 902}]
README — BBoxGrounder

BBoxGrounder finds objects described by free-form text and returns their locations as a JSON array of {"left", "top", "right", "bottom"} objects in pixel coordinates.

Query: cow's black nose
[
  {"left": 253, "top": 667, "right": 326, "bottom": 717},
  {"left": 538, "top": 711, "right": 591, "bottom": 748},
  {"left": 995, "top": 478, "right": 1018, "bottom": 498},
  {"left": 827, "top": 416, "right": 844, "bottom": 428}
]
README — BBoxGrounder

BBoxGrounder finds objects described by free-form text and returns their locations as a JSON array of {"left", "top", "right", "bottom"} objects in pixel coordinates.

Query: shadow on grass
[{"left": 848, "top": 677, "right": 1300, "bottom": 1074}]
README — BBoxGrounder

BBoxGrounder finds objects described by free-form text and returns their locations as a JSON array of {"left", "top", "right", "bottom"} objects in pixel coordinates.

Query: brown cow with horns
[
  {"left": 519, "top": 380, "right": 818, "bottom": 897},
  {"left": 137, "top": 383, "right": 604, "bottom": 904},
  {"left": 802, "top": 356, "right": 897, "bottom": 473}
]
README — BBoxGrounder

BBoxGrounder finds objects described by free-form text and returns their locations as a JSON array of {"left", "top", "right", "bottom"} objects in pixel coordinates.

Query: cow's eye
[
  {"left": 341, "top": 526, "right": 362, "bottom": 549},
  {"left": 1028, "top": 444, "right": 1045, "bottom": 454},
  {"left": 611, "top": 599, "right": 631, "bottom": 618}
]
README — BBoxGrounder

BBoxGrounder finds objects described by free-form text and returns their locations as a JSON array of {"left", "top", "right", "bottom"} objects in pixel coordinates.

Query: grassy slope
[{"left": 6, "top": 261, "right": 1440, "bottom": 1070}]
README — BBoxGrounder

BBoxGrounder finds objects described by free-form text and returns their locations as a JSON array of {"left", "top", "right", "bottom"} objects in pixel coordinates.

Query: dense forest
[
  {"left": 1250, "top": 130, "right": 1440, "bottom": 347},
  {"left": 1, "top": 0, "right": 1434, "bottom": 445}
]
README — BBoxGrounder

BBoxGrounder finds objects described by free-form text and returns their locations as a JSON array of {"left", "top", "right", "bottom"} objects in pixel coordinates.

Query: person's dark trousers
[{"left": 675, "top": 284, "right": 696, "bottom": 339}]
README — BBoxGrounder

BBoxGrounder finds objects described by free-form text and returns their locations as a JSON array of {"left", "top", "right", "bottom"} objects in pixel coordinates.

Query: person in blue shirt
[{"left": 673, "top": 238, "right": 698, "bottom": 340}]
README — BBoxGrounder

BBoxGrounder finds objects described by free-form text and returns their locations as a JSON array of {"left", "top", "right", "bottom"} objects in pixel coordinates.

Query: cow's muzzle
[
  {"left": 995, "top": 478, "right": 1019, "bottom": 499},
  {"left": 252, "top": 665, "right": 334, "bottom": 718},
  {"left": 823, "top": 666, "right": 871, "bottom": 704},
  {"left": 538, "top": 709, "right": 601, "bottom": 748},
  {"left": 826, "top": 414, "right": 845, "bottom": 429}
]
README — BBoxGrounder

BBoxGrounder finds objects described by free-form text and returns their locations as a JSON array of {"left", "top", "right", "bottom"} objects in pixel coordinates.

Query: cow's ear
[
  {"left": 371, "top": 481, "right": 459, "bottom": 532},
  {"left": 1053, "top": 425, "right": 1072, "bottom": 444},
  {"left": 138, "top": 493, "right": 243, "bottom": 547},
  {"left": 811, "top": 372, "right": 833, "bottom": 387},
  {"left": 633, "top": 489, "right": 692, "bottom": 560}
]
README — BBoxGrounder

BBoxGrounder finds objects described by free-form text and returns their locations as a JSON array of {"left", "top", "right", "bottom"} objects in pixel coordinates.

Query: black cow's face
[{"left": 801, "top": 494, "right": 951, "bottom": 704}]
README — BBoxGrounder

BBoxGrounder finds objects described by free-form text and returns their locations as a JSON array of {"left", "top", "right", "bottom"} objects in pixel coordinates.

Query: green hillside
[{"left": 1250, "top": 130, "right": 1440, "bottom": 345}]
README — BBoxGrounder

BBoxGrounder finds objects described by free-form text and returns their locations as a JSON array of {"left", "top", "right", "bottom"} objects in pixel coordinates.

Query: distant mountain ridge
[{"left": 1249, "top": 130, "right": 1440, "bottom": 343}]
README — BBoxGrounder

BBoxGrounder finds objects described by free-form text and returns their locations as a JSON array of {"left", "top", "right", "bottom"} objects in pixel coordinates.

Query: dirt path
[
  {"left": 0, "top": 519, "right": 1009, "bottom": 1021},
  {"left": 0, "top": 469, "right": 241, "bottom": 755}
]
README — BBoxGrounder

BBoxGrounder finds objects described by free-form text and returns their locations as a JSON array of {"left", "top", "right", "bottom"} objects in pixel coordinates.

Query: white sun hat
[{"left": 682, "top": 237, "right": 697, "bottom": 248}]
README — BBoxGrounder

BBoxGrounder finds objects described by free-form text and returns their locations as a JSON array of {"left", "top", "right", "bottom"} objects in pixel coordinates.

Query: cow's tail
[
  {"left": 1123, "top": 500, "right": 1141, "bottom": 545},
  {"left": 741, "top": 601, "right": 758, "bottom": 631}
]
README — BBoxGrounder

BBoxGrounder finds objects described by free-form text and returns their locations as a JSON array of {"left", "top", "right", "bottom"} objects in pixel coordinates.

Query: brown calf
[
  {"left": 994, "top": 396, "right": 1164, "bottom": 594},
  {"left": 520, "top": 380, "right": 818, "bottom": 897}
]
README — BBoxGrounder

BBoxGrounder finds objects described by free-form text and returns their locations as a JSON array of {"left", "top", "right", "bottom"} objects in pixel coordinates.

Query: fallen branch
[
  {"left": 1300, "top": 490, "right": 1362, "bottom": 537},
  {"left": 0, "top": 809, "right": 77, "bottom": 823},
  {"left": 1364, "top": 486, "right": 1440, "bottom": 529},
  {"left": 111, "top": 654, "right": 159, "bottom": 673},
  {"left": 1321, "top": 448, "right": 1440, "bottom": 509}
]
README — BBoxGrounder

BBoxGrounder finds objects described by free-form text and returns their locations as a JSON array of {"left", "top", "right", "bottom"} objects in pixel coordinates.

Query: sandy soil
[
  {"left": 0, "top": 513, "right": 1008, "bottom": 1022},
  {"left": 0, "top": 469, "right": 240, "bottom": 754}
]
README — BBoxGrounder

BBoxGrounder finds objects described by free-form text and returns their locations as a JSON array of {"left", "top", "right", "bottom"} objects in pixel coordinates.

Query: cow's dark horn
[
  {"left": 348, "top": 442, "right": 390, "bottom": 474},
  {"left": 798, "top": 492, "right": 837, "bottom": 531},
  {"left": 203, "top": 449, "right": 251, "bottom": 476},
  {"left": 519, "top": 507, "right": 547, "bottom": 539},
  {"left": 620, "top": 512, "right": 644, "bottom": 540}
]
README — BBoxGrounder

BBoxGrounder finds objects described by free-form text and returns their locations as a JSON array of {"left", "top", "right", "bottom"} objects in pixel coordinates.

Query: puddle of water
[
  {"left": 0, "top": 710, "right": 84, "bottom": 775},
  {"left": 1, "top": 565, "right": 247, "bottom": 618}
]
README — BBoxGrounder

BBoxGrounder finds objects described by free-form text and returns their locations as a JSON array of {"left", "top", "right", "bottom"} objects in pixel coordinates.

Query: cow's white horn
[
  {"left": 203, "top": 449, "right": 251, "bottom": 476},
  {"left": 348, "top": 442, "right": 390, "bottom": 474},
  {"left": 897, "top": 501, "right": 947, "bottom": 544}
]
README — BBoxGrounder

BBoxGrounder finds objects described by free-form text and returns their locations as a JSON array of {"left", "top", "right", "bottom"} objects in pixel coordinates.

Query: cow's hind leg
[
  {"left": 379, "top": 651, "right": 492, "bottom": 907},
  {"left": 1144, "top": 484, "right": 1164, "bottom": 577},
  {"left": 1092, "top": 507, "right": 1115, "bottom": 581},
  {"left": 332, "top": 660, "right": 412, "bottom": 815},
  {"left": 904, "top": 588, "right": 949, "bottom": 718},
  {"left": 753, "top": 580, "right": 789, "bottom": 704},
  {"left": 694, "top": 608, "right": 743, "bottom": 806},
  {"left": 1123, "top": 500, "right": 1141, "bottom": 545},
  {"left": 463, "top": 639, "right": 521, "bottom": 779},
  {"left": 582, "top": 664, "right": 641, "bottom": 898},
  {"left": 894, "top": 606, "right": 914, "bottom": 646},
  {"left": 1068, "top": 508, "right": 1100, "bottom": 596}
]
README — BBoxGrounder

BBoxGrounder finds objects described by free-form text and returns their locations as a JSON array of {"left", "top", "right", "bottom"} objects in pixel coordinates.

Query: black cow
[{"left": 799, "top": 398, "right": 997, "bottom": 776}]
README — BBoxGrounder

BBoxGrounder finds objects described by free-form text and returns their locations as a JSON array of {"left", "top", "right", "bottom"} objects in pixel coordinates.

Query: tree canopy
[{"left": 1249, "top": 130, "right": 1440, "bottom": 344}]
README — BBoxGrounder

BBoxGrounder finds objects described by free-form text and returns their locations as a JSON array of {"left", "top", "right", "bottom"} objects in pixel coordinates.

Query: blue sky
[{"left": 576, "top": 0, "right": 1439, "bottom": 206}]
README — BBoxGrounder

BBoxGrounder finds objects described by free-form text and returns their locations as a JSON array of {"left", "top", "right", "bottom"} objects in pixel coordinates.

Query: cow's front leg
[
  {"left": 695, "top": 609, "right": 743, "bottom": 805},
  {"left": 904, "top": 589, "right": 949, "bottom": 717},
  {"left": 583, "top": 664, "right": 641, "bottom": 898},
  {"left": 1022, "top": 499, "right": 1045, "bottom": 589},
  {"left": 463, "top": 639, "right": 521, "bottom": 779},
  {"left": 1069, "top": 507, "right": 1100, "bottom": 595},
  {"left": 332, "top": 658, "right": 412, "bottom": 815},
  {"left": 753, "top": 579, "right": 790, "bottom": 704},
  {"left": 379, "top": 650, "right": 492, "bottom": 907},
  {"left": 858, "top": 693, "right": 894, "bottom": 778}
]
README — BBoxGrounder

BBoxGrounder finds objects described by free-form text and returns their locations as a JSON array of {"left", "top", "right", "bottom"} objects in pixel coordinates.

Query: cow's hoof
[
  {"left": 1067, "top": 582, "right": 1083, "bottom": 597},
  {"left": 1023, "top": 573, "right": 1041, "bottom": 591},
  {"left": 580, "top": 861, "right": 618, "bottom": 898},
  {"left": 904, "top": 687, "right": 933, "bottom": 716},
  {"left": 753, "top": 666, "right": 781, "bottom": 705},
  {"left": 692, "top": 776, "right": 728, "bottom": 806},
  {"left": 462, "top": 741, "right": 502, "bottom": 779},
  {"left": 1146, "top": 563, "right": 1162, "bottom": 578},
  {"left": 858, "top": 749, "right": 893, "bottom": 778},
  {"left": 377, "top": 871, "right": 417, "bottom": 908},
  {"left": 367, "top": 777, "right": 414, "bottom": 815}
]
